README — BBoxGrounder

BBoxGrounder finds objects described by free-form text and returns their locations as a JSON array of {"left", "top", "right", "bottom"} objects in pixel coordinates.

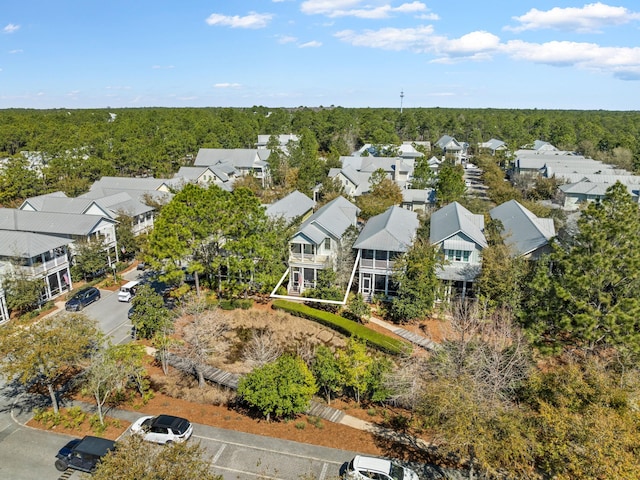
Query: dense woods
[{"left": 0, "top": 107, "right": 639, "bottom": 206}]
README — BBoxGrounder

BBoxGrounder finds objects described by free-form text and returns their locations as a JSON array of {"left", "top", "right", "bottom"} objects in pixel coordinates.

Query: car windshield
[{"left": 389, "top": 464, "right": 404, "bottom": 480}]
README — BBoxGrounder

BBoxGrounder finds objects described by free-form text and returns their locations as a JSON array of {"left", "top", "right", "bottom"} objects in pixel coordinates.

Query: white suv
[
  {"left": 345, "top": 455, "right": 419, "bottom": 480},
  {"left": 130, "top": 414, "right": 193, "bottom": 444}
]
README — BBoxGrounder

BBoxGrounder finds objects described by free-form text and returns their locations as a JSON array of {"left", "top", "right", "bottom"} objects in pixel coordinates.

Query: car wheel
[
  {"left": 55, "top": 459, "right": 68, "bottom": 472},
  {"left": 78, "top": 303, "right": 84, "bottom": 311},
  {"left": 165, "top": 440, "right": 173, "bottom": 445}
]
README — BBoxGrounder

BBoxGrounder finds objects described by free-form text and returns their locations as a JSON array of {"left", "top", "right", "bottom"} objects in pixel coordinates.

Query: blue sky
[{"left": 1, "top": 1, "right": 639, "bottom": 110}]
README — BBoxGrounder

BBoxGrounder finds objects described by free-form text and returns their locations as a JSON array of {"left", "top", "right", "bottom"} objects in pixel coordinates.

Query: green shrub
[
  {"left": 271, "top": 300, "right": 411, "bottom": 356},
  {"left": 219, "top": 299, "right": 236, "bottom": 310},
  {"left": 237, "top": 299, "right": 253, "bottom": 310}
]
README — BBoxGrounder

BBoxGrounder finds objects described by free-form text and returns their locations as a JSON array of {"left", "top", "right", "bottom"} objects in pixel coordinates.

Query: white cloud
[
  {"left": 152, "top": 65, "right": 175, "bottom": 69},
  {"left": 276, "top": 34, "right": 298, "bottom": 44},
  {"left": 301, "top": 0, "right": 429, "bottom": 19},
  {"left": 502, "top": 40, "right": 640, "bottom": 79},
  {"left": 214, "top": 83, "right": 242, "bottom": 88},
  {"left": 417, "top": 13, "right": 440, "bottom": 21},
  {"left": 507, "top": 2, "right": 640, "bottom": 33},
  {"left": 205, "top": 12, "right": 273, "bottom": 29},
  {"left": 3, "top": 23, "right": 20, "bottom": 34},
  {"left": 335, "top": 25, "right": 436, "bottom": 51},
  {"left": 299, "top": 40, "right": 322, "bottom": 48},
  {"left": 335, "top": 26, "right": 499, "bottom": 61},
  {"left": 9, "top": 49, "right": 23, "bottom": 54}
]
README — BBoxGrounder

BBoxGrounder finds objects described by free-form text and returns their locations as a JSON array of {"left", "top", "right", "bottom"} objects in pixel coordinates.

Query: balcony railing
[
  {"left": 15, "top": 254, "right": 69, "bottom": 276},
  {"left": 289, "top": 253, "right": 329, "bottom": 264},
  {"left": 359, "top": 258, "right": 396, "bottom": 270}
]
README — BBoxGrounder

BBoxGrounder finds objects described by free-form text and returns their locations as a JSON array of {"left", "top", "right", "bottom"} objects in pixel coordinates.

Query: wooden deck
[{"left": 167, "top": 354, "right": 345, "bottom": 423}]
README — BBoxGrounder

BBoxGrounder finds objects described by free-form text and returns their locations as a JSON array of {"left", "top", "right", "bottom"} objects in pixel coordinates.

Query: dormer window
[{"left": 324, "top": 238, "right": 331, "bottom": 250}]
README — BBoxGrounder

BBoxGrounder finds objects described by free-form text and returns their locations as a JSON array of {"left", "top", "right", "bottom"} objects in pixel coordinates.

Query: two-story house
[
  {"left": 353, "top": 206, "right": 419, "bottom": 301},
  {"left": 430, "top": 201, "right": 487, "bottom": 299},
  {"left": 0, "top": 230, "right": 74, "bottom": 323},
  {"left": 287, "top": 196, "right": 359, "bottom": 295},
  {"left": 194, "top": 148, "right": 271, "bottom": 187}
]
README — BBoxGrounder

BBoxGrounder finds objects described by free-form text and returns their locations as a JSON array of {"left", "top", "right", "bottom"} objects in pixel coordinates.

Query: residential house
[
  {"left": 287, "top": 196, "right": 359, "bottom": 295},
  {"left": 430, "top": 202, "right": 487, "bottom": 298},
  {"left": 434, "top": 135, "right": 467, "bottom": 163},
  {"left": 174, "top": 165, "right": 238, "bottom": 191},
  {"left": 0, "top": 209, "right": 119, "bottom": 267},
  {"left": 353, "top": 206, "right": 419, "bottom": 301},
  {"left": 194, "top": 148, "right": 271, "bottom": 187},
  {"left": 256, "top": 134, "right": 298, "bottom": 154},
  {"left": 0, "top": 230, "right": 74, "bottom": 323},
  {"left": 265, "top": 190, "right": 315, "bottom": 224},
  {"left": 559, "top": 179, "right": 640, "bottom": 209},
  {"left": 401, "top": 189, "right": 435, "bottom": 212},
  {"left": 489, "top": 200, "right": 556, "bottom": 259},
  {"left": 0, "top": 208, "right": 118, "bottom": 321},
  {"left": 478, "top": 138, "right": 507, "bottom": 155},
  {"left": 20, "top": 190, "right": 156, "bottom": 236}
]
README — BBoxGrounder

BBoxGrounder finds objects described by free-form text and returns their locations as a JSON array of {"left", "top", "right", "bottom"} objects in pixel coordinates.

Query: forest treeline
[{"left": 1, "top": 106, "right": 639, "bottom": 179}]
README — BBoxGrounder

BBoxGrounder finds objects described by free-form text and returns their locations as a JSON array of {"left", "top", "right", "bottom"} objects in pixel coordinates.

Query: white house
[
  {"left": 430, "top": 201, "right": 487, "bottom": 299},
  {"left": 287, "top": 196, "right": 360, "bottom": 295},
  {"left": 353, "top": 206, "right": 419, "bottom": 301}
]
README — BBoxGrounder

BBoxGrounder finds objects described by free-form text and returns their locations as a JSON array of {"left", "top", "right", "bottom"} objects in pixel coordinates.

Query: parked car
[
  {"left": 65, "top": 287, "right": 101, "bottom": 311},
  {"left": 55, "top": 435, "right": 116, "bottom": 473},
  {"left": 344, "top": 455, "right": 419, "bottom": 480},
  {"left": 137, "top": 261, "right": 146, "bottom": 270},
  {"left": 130, "top": 414, "right": 193, "bottom": 444}
]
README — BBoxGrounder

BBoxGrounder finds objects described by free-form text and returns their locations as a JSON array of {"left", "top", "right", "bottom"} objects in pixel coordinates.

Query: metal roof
[
  {"left": 0, "top": 230, "right": 72, "bottom": 257},
  {"left": 490, "top": 200, "right": 555, "bottom": 257},
  {"left": 295, "top": 196, "right": 359, "bottom": 244},
  {"left": 0, "top": 209, "right": 114, "bottom": 236},
  {"left": 194, "top": 148, "right": 271, "bottom": 168},
  {"left": 353, "top": 206, "right": 419, "bottom": 252},
  {"left": 429, "top": 202, "right": 487, "bottom": 248},
  {"left": 265, "top": 190, "right": 315, "bottom": 223}
]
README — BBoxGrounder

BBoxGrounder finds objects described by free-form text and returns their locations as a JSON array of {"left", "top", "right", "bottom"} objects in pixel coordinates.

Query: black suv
[
  {"left": 55, "top": 436, "right": 115, "bottom": 473},
  {"left": 65, "top": 287, "right": 101, "bottom": 311}
]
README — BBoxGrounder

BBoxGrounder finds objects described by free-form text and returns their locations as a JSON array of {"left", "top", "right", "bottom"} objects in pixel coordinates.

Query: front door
[
  {"left": 292, "top": 270, "right": 300, "bottom": 293},
  {"left": 362, "top": 275, "right": 372, "bottom": 295}
]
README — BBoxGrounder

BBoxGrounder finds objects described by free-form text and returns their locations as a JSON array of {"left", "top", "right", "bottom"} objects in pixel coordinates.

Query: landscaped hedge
[{"left": 272, "top": 299, "right": 411, "bottom": 356}]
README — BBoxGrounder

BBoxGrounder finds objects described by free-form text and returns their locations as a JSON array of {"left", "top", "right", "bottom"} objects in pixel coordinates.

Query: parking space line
[
  {"left": 212, "top": 443, "right": 226, "bottom": 464},
  {"left": 193, "top": 434, "right": 344, "bottom": 465},
  {"left": 319, "top": 462, "right": 328, "bottom": 480}
]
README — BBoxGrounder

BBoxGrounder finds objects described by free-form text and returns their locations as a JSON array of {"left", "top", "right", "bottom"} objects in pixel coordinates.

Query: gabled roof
[
  {"left": 353, "top": 206, "right": 419, "bottom": 252},
  {"left": 19, "top": 191, "right": 68, "bottom": 211},
  {"left": 430, "top": 202, "right": 487, "bottom": 248},
  {"left": 293, "top": 196, "right": 359, "bottom": 245},
  {"left": 176, "top": 166, "right": 232, "bottom": 183},
  {"left": 402, "top": 188, "right": 435, "bottom": 203},
  {"left": 265, "top": 190, "right": 315, "bottom": 223},
  {"left": 21, "top": 192, "right": 153, "bottom": 218},
  {"left": 0, "top": 230, "right": 72, "bottom": 257},
  {"left": 0, "top": 209, "right": 115, "bottom": 236},
  {"left": 489, "top": 200, "right": 555, "bottom": 257},
  {"left": 256, "top": 134, "right": 298, "bottom": 147},
  {"left": 435, "top": 135, "right": 462, "bottom": 150},
  {"left": 87, "top": 176, "right": 177, "bottom": 192},
  {"left": 194, "top": 148, "right": 271, "bottom": 168},
  {"left": 479, "top": 138, "right": 507, "bottom": 150},
  {"left": 533, "top": 140, "right": 557, "bottom": 151}
]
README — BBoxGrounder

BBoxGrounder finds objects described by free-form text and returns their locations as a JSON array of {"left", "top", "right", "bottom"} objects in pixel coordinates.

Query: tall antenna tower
[{"left": 400, "top": 89, "right": 405, "bottom": 113}]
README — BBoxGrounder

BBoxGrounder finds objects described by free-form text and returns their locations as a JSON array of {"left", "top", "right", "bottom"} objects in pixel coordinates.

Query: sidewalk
[{"left": 368, "top": 316, "right": 439, "bottom": 352}]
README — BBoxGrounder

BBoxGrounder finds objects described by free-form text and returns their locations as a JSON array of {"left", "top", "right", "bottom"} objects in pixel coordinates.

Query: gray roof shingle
[{"left": 353, "top": 206, "right": 418, "bottom": 252}]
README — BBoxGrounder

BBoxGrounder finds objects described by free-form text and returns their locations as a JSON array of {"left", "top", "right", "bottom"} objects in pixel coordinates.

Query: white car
[
  {"left": 345, "top": 455, "right": 419, "bottom": 480},
  {"left": 130, "top": 414, "right": 193, "bottom": 444}
]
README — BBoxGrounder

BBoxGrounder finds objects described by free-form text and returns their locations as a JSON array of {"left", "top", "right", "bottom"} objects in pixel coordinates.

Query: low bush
[{"left": 271, "top": 300, "right": 411, "bottom": 356}]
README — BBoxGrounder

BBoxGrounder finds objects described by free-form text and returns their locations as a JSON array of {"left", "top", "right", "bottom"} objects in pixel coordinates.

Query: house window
[
  {"left": 362, "top": 249, "right": 374, "bottom": 259},
  {"left": 445, "top": 249, "right": 471, "bottom": 263},
  {"left": 324, "top": 238, "right": 331, "bottom": 250}
]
